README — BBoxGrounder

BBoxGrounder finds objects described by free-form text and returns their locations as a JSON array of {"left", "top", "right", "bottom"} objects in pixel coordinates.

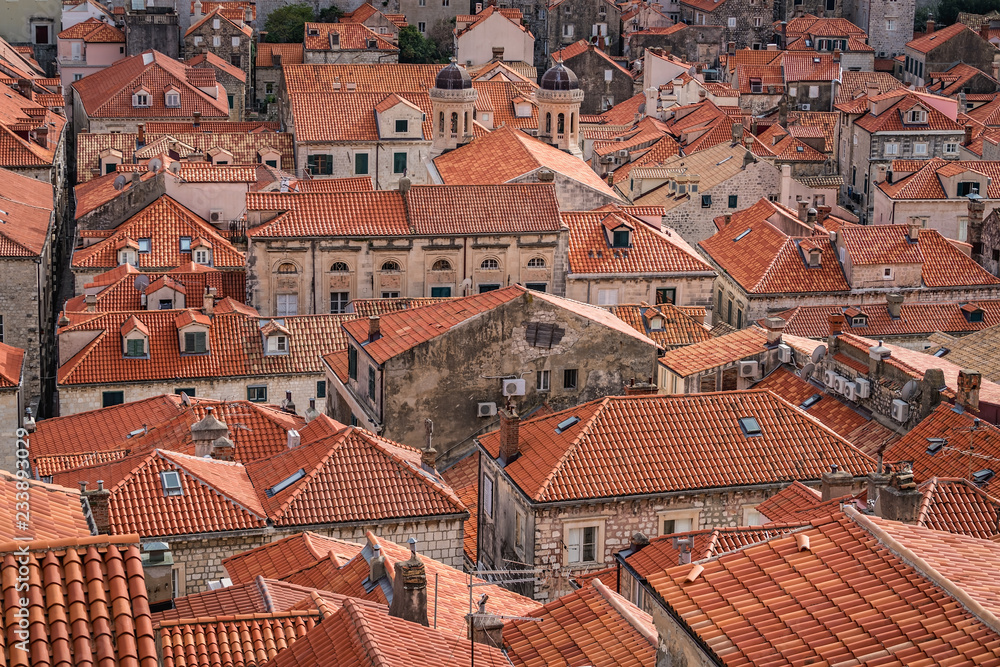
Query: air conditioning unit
[
  {"left": 209, "top": 209, "right": 223, "bottom": 223},
  {"left": 739, "top": 360, "right": 758, "bottom": 378},
  {"left": 855, "top": 377, "right": 871, "bottom": 398},
  {"left": 617, "top": 149, "right": 629, "bottom": 158},
  {"left": 823, "top": 369, "right": 837, "bottom": 387},
  {"left": 891, "top": 398, "right": 909, "bottom": 423},
  {"left": 478, "top": 402, "right": 497, "bottom": 417},
  {"left": 777, "top": 343, "right": 791, "bottom": 363},
  {"left": 502, "top": 379, "right": 526, "bottom": 396},
  {"left": 844, "top": 382, "right": 858, "bottom": 401},
  {"left": 833, "top": 375, "right": 847, "bottom": 394},
  {"left": 799, "top": 103, "right": 811, "bottom": 111}
]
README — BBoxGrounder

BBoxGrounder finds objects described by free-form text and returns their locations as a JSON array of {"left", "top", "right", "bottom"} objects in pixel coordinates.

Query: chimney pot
[
  {"left": 305, "top": 397, "right": 320, "bottom": 423},
  {"left": 879, "top": 462, "right": 922, "bottom": 522},
  {"left": 191, "top": 407, "right": 229, "bottom": 457},
  {"left": 467, "top": 596, "right": 504, "bottom": 647},
  {"left": 210, "top": 435, "right": 235, "bottom": 461},
  {"left": 926, "top": 19, "right": 935, "bottom": 34},
  {"left": 820, "top": 465, "right": 853, "bottom": 501},
  {"left": 368, "top": 315, "right": 381, "bottom": 342},
  {"left": 965, "top": 124, "right": 974, "bottom": 146},
  {"left": 282, "top": 390, "right": 296, "bottom": 414},
  {"left": 287, "top": 429, "right": 301, "bottom": 449},
  {"left": 83, "top": 481, "right": 112, "bottom": 534},
  {"left": 763, "top": 316, "right": 785, "bottom": 345},
  {"left": 398, "top": 177, "right": 411, "bottom": 193},
  {"left": 388, "top": 542, "right": 428, "bottom": 626},
  {"left": 498, "top": 406, "right": 520, "bottom": 465},
  {"left": 79, "top": 481, "right": 87, "bottom": 492},
  {"left": 907, "top": 221, "right": 920, "bottom": 242},
  {"left": 957, "top": 369, "right": 982, "bottom": 411},
  {"left": 827, "top": 312, "right": 845, "bottom": 336},
  {"left": 886, "top": 293, "right": 903, "bottom": 319}
]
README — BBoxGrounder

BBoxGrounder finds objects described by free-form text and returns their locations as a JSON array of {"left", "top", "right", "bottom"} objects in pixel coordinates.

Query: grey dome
[
  {"left": 540, "top": 62, "right": 579, "bottom": 91},
  {"left": 435, "top": 61, "right": 471, "bottom": 90}
]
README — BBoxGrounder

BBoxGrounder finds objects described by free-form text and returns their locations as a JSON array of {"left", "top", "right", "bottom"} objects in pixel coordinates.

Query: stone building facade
[
  {"left": 844, "top": 0, "right": 913, "bottom": 59},
  {"left": 628, "top": 25, "right": 724, "bottom": 64},
  {"left": 903, "top": 24, "right": 996, "bottom": 87},
  {"left": 183, "top": 9, "right": 252, "bottom": 88},
  {"left": 773, "top": 0, "right": 841, "bottom": 22},
  {"left": 124, "top": 5, "right": 180, "bottom": 58},
  {"left": 971, "top": 203, "right": 1000, "bottom": 277},
  {"left": 678, "top": 0, "right": 775, "bottom": 51},
  {"left": 557, "top": 44, "right": 634, "bottom": 114},
  {"left": 544, "top": 0, "right": 622, "bottom": 69}
]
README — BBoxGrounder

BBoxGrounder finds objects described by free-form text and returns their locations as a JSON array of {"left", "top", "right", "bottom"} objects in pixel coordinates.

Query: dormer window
[
  {"left": 750, "top": 78, "right": 762, "bottom": 93},
  {"left": 261, "top": 321, "right": 291, "bottom": 355},
  {"left": 649, "top": 315, "right": 664, "bottom": 330},
  {"left": 395, "top": 119, "right": 408, "bottom": 133},
  {"left": 183, "top": 331, "right": 207, "bottom": 353},
  {"left": 307, "top": 25, "right": 319, "bottom": 35},
  {"left": 132, "top": 89, "right": 150, "bottom": 107},
  {"left": 961, "top": 303, "right": 984, "bottom": 322},
  {"left": 191, "top": 239, "right": 212, "bottom": 265},
  {"left": 121, "top": 316, "right": 150, "bottom": 358},
  {"left": 119, "top": 248, "right": 137, "bottom": 265},
  {"left": 851, "top": 315, "right": 867, "bottom": 327},
  {"left": 177, "top": 311, "right": 210, "bottom": 354},
  {"left": 906, "top": 108, "right": 927, "bottom": 124},
  {"left": 165, "top": 90, "right": 180, "bottom": 107},
  {"left": 612, "top": 229, "right": 630, "bottom": 247},
  {"left": 957, "top": 181, "right": 980, "bottom": 197}
]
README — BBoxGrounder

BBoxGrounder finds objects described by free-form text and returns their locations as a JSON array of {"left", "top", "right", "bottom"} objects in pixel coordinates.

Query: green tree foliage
[
  {"left": 317, "top": 5, "right": 344, "bottom": 21},
  {"left": 264, "top": 3, "right": 315, "bottom": 42},
  {"left": 934, "top": 0, "right": 1000, "bottom": 26},
  {"left": 398, "top": 25, "right": 444, "bottom": 63}
]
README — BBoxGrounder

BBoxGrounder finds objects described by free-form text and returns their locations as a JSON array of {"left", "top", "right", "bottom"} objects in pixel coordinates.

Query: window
[
  {"left": 738, "top": 416, "right": 762, "bottom": 436},
  {"left": 316, "top": 380, "right": 326, "bottom": 398},
  {"left": 604, "top": 69, "right": 613, "bottom": 82},
  {"left": 418, "top": 21, "right": 426, "bottom": 32},
  {"left": 883, "top": 266, "right": 894, "bottom": 280},
  {"left": 537, "top": 369, "right": 550, "bottom": 391},
  {"left": 265, "top": 82, "right": 274, "bottom": 94},
  {"left": 480, "top": 258, "right": 500, "bottom": 270},
  {"left": 808, "top": 86, "right": 820, "bottom": 99},
  {"left": 330, "top": 292, "right": 349, "bottom": 313},
  {"left": 331, "top": 261, "right": 349, "bottom": 272},
  {"left": 247, "top": 385, "right": 267, "bottom": 402},
  {"left": 597, "top": 288, "right": 618, "bottom": 305},
  {"left": 851, "top": 316, "right": 867, "bottom": 327},
  {"left": 231, "top": 36, "right": 240, "bottom": 47},
  {"left": 514, "top": 510, "right": 525, "bottom": 550},
  {"left": 354, "top": 152, "right": 369, "bottom": 175},
  {"left": 432, "top": 259, "right": 452, "bottom": 271},
  {"left": 728, "top": 16, "right": 736, "bottom": 27},
  {"left": 727, "top": 194, "right": 738, "bottom": 209},
  {"left": 125, "top": 338, "right": 145, "bottom": 357},
  {"left": 165, "top": 92, "right": 180, "bottom": 107},
  {"left": 381, "top": 260, "right": 400, "bottom": 272},
  {"left": 276, "top": 294, "right": 298, "bottom": 316},
  {"left": 885, "top": 17, "right": 897, "bottom": 30},
  {"left": 103, "top": 391, "right": 124, "bottom": 407},
  {"left": 265, "top": 469, "right": 305, "bottom": 497},
  {"left": 269, "top": 335, "right": 288, "bottom": 353},
  {"left": 160, "top": 471, "right": 183, "bottom": 497},
  {"left": 563, "top": 24, "right": 574, "bottom": 37},
  {"left": 133, "top": 92, "right": 149, "bottom": 107},
  {"left": 306, "top": 154, "right": 333, "bottom": 175},
  {"left": 158, "top": 300, "right": 172, "bottom": 310},
  {"left": 958, "top": 181, "right": 980, "bottom": 196},
  {"left": 194, "top": 35, "right": 203, "bottom": 46},
  {"left": 179, "top": 237, "right": 191, "bottom": 252},
  {"left": 381, "top": 291, "right": 400, "bottom": 298},
  {"left": 137, "top": 238, "right": 151, "bottom": 254},
  {"left": 278, "top": 262, "right": 297, "bottom": 274},
  {"left": 348, "top": 346, "right": 357, "bottom": 380},
  {"left": 566, "top": 525, "right": 599, "bottom": 564},
  {"left": 737, "top": 309, "right": 743, "bottom": 328},
  {"left": 753, "top": 17, "right": 761, "bottom": 27},
  {"left": 885, "top": 143, "right": 898, "bottom": 155},
  {"left": 945, "top": 143, "right": 958, "bottom": 154},
  {"left": 213, "top": 36, "right": 221, "bottom": 47},
  {"left": 743, "top": 505, "right": 764, "bottom": 525},
  {"left": 194, "top": 249, "right": 210, "bottom": 265},
  {"left": 431, "top": 286, "right": 452, "bottom": 297},
  {"left": 913, "top": 143, "right": 927, "bottom": 155},
  {"left": 478, "top": 284, "right": 500, "bottom": 293},
  {"left": 395, "top": 119, "right": 408, "bottom": 133},
  {"left": 563, "top": 368, "right": 578, "bottom": 389},
  {"left": 525, "top": 283, "right": 546, "bottom": 292},
  {"left": 788, "top": 86, "right": 797, "bottom": 97},
  {"left": 656, "top": 287, "right": 676, "bottom": 304},
  {"left": 701, "top": 194, "right": 712, "bottom": 208},
  {"left": 660, "top": 512, "right": 696, "bottom": 535},
  {"left": 183, "top": 331, "right": 207, "bottom": 354},
  {"left": 392, "top": 152, "right": 407, "bottom": 174},
  {"left": 527, "top": 257, "right": 546, "bottom": 268},
  {"left": 33, "top": 24, "right": 50, "bottom": 45},
  {"left": 368, "top": 366, "right": 376, "bottom": 399},
  {"left": 482, "top": 475, "right": 494, "bottom": 518},
  {"left": 907, "top": 109, "right": 927, "bottom": 124},
  {"left": 612, "top": 229, "right": 630, "bottom": 247}
]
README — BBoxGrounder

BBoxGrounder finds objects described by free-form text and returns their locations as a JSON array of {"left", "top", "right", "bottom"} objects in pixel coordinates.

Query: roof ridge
[
  {"left": 156, "top": 609, "right": 323, "bottom": 627},
  {"left": 534, "top": 397, "right": 611, "bottom": 502},
  {"left": 845, "top": 504, "right": 1000, "bottom": 635},
  {"left": 267, "top": 429, "right": 351, "bottom": 520},
  {"left": 591, "top": 578, "right": 657, "bottom": 646}
]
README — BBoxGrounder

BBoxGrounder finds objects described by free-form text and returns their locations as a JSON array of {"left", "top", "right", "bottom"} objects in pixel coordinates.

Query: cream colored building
[{"left": 455, "top": 7, "right": 534, "bottom": 67}]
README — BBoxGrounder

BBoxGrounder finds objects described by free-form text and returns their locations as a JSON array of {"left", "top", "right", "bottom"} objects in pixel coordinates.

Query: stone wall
[
  {"left": 564, "top": 273, "right": 715, "bottom": 307},
  {"left": 293, "top": 140, "right": 431, "bottom": 187},
  {"left": 74, "top": 173, "right": 166, "bottom": 231},
  {"left": 545, "top": 0, "right": 622, "bottom": 67},
  {"left": 628, "top": 26, "right": 723, "bottom": 64},
  {"left": 0, "top": 391, "right": 24, "bottom": 472},
  {"left": 0, "top": 258, "right": 47, "bottom": 400},
  {"left": 678, "top": 0, "right": 774, "bottom": 51},
  {"left": 562, "top": 47, "right": 634, "bottom": 115}
]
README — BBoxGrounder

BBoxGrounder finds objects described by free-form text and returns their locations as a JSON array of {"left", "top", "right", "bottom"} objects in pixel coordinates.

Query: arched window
[
  {"left": 480, "top": 258, "right": 500, "bottom": 270},
  {"left": 527, "top": 257, "right": 546, "bottom": 268},
  {"left": 381, "top": 260, "right": 401, "bottom": 271},
  {"left": 545, "top": 112, "right": 551, "bottom": 134},
  {"left": 439, "top": 111, "right": 445, "bottom": 133},
  {"left": 570, "top": 112, "right": 576, "bottom": 134},
  {"left": 432, "top": 259, "right": 452, "bottom": 271},
  {"left": 331, "top": 261, "right": 349, "bottom": 272},
  {"left": 450, "top": 112, "right": 458, "bottom": 135},
  {"left": 277, "top": 262, "right": 297, "bottom": 274},
  {"left": 557, "top": 113, "right": 565, "bottom": 134}
]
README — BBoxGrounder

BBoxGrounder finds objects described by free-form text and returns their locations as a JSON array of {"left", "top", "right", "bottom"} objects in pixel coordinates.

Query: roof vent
[
  {"left": 266, "top": 468, "right": 306, "bottom": 497},
  {"left": 795, "top": 533, "right": 810, "bottom": 551},
  {"left": 925, "top": 438, "right": 946, "bottom": 455},
  {"left": 973, "top": 468, "right": 995, "bottom": 486},
  {"left": 555, "top": 416, "right": 580, "bottom": 434}
]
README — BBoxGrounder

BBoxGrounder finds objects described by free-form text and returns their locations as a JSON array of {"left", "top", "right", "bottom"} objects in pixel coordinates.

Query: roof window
[
  {"left": 933, "top": 347, "right": 949, "bottom": 357},
  {"left": 799, "top": 394, "right": 822, "bottom": 409},
  {"left": 973, "top": 468, "right": 995, "bottom": 486},
  {"left": 925, "top": 437, "right": 946, "bottom": 455},
  {"left": 555, "top": 416, "right": 580, "bottom": 434},
  {"left": 738, "top": 416, "right": 762, "bottom": 437},
  {"left": 734, "top": 228, "right": 752, "bottom": 242},
  {"left": 266, "top": 468, "right": 306, "bottom": 497},
  {"left": 160, "top": 470, "right": 183, "bottom": 496}
]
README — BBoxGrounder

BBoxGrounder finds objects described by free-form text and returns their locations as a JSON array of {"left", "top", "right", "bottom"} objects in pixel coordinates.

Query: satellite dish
[
  {"left": 799, "top": 362, "right": 816, "bottom": 379},
  {"left": 147, "top": 158, "right": 163, "bottom": 173},
  {"left": 113, "top": 174, "right": 127, "bottom": 191},
  {"left": 901, "top": 380, "right": 919, "bottom": 401},
  {"left": 810, "top": 345, "right": 827, "bottom": 363},
  {"left": 169, "top": 161, "right": 181, "bottom": 175},
  {"left": 134, "top": 275, "right": 150, "bottom": 292}
]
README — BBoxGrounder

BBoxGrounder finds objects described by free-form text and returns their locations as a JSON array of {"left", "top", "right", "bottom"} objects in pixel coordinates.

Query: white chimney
[{"left": 287, "top": 429, "right": 301, "bottom": 448}]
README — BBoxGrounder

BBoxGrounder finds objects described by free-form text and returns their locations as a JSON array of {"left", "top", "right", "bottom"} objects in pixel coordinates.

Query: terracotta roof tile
[
  {"left": 755, "top": 480, "right": 822, "bottom": 522},
  {"left": 63, "top": 265, "right": 245, "bottom": 313},
  {"left": 222, "top": 532, "right": 365, "bottom": 584},
  {"left": 879, "top": 158, "right": 1000, "bottom": 199},
  {"left": 0, "top": 470, "right": 92, "bottom": 540},
  {"left": 186, "top": 50, "right": 247, "bottom": 83},
  {"left": 478, "top": 390, "right": 876, "bottom": 503},
  {"left": 57, "top": 17, "right": 125, "bottom": 42},
  {"left": 0, "top": 85, "right": 64, "bottom": 168},
  {"left": 255, "top": 43, "right": 304, "bottom": 67},
  {"left": 907, "top": 22, "right": 976, "bottom": 53},
  {"left": 185, "top": 7, "right": 252, "bottom": 37},
  {"left": 346, "top": 296, "right": 453, "bottom": 317},
  {"left": 303, "top": 22, "right": 398, "bottom": 52},
  {"left": 155, "top": 577, "right": 342, "bottom": 622},
  {"left": 0, "top": 341, "right": 24, "bottom": 388},
  {"left": 659, "top": 326, "right": 767, "bottom": 376},
  {"left": 854, "top": 92, "right": 963, "bottom": 133},
  {"left": 781, "top": 52, "right": 841, "bottom": 82},
  {"left": 835, "top": 71, "right": 905, "bottom": 105},
  {"left": 158, "top": 611, "right": 320, "bottom": 667},
  {"left": 0, "top": 166, "right": 52, "bottom": 256},
  {"left": 190, "top": 1, "right": 255, "bottom": 21},
  {"left": 441, "top": 451, "right": 479, "bottom": 564},
  {"left": 770, "top": 300, "right": 1000, "bottom": 339},
  {"left": 607, "top": 303, "right": 713, "bottom": 350}
]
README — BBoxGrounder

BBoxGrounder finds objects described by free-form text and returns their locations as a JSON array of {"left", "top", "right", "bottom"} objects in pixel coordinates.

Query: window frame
[
  {"left": 537, "top": 369, "right": 550, "bottom": 392},
  {"left": 183, "top": 331, "right": 208, "bottom": 354},
  {"left": 658, "top": 509, "right": 700, "bottom": 536},
  {"left": 103, "top": 390, "right": 124, "bottom": 407},
  {"left": 482, "top": 474, "right": 495, "bottom": 518},
  {"left": 348, "top": 346, "right": 358, "bottom": 380},
  {"left": 563, "top": 518, "right": 605, "bottom": 566},
  {"left": 330, "top": 291, "right": 350, "bottom": 313},
  {"left": 563, "top": 368, "right": 578, "bottom": 389},
  {"left": 247, "top": 385, "right": 268, "bottom": 402}
]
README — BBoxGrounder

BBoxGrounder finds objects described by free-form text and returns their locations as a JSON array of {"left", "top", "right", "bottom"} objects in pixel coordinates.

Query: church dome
[
  {"left": 540, "top": 62, "right": 580, "bottom": 91},
  {"left": 435, "top": 61, "right": 472, "bottom": 90}
]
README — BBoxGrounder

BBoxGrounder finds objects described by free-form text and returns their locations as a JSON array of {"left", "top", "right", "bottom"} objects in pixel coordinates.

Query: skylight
[
  {"left": 799, "top": 394, "right": 822, "bottom": 409},
  {"left": 160, "top": 470, "right": 183, "bottom": 496},
  {"left": 738, "top": 416, "right": 762, "bottom": 437},
  {"left": 266, "top": 468, "right": 306, "bottom": 497},
  {"left": 734, "top": 228, "right": 752, "bottom": 242},
  {"left": 555, "top": 416, "right": 580, "bottom": 434},
  {"left": 925, "top": 438, "right": 946, "bottom": 455},
  {"left": 973, "top": 468, "right": 995, "bottom": 486},
  {"left": 933, "top": 347, "right": 949, "bottom": 357}
]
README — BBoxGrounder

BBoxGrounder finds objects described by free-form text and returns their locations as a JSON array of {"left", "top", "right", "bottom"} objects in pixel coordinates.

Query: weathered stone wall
[
  {"left": 564, "top": 274, "right": 715, "bottom": 307},
  {"left": 0, "top": 390, "right": 24, "bottom": 473},
  {"left": 302, "top": 48, "right": 399, "bottom": 64},
  {"left": 544, "top": 0, "right": 622, "bottom": 67},
  {"left": 74, "top": 173, "right": 166, "bottom": 232},
  {"left": 0, "top": 258, "right": 46, "bottom": 399},
  {"left": 628, "top": 26, "right": 723, "bottom": 64},
  {"left": 677, "top": 0, "right": 774, "bottom": 51},
  {"left": 562, "top": 48, "right": 634, "bottom": 115}
]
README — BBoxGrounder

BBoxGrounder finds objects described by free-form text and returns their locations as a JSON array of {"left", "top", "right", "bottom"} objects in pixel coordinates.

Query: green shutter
[
  {"left": 348, "top": 347, "right": 357, "bottom": 380},
  {"left": 317, "top": 380, "right": 327, "bottom": 398},
  {"left": 393, "top": 152, "right": 407, "bottom": 174},
  {"left": 368, "top": 366, "right": 376, "bottom": 399},
  {"left": 354, "top": 153, "right": 369, "bottom": 175}
]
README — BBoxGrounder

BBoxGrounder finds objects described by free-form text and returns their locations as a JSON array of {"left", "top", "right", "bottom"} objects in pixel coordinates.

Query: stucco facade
[
  {"left": 456, "top": 11, "right": 534, "bottom": 67},
  {"left": 58, "top": 40, "right": 125, "bottom": 92}
]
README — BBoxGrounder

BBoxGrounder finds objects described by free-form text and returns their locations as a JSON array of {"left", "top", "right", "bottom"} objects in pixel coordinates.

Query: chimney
[
  {"left": 398, "top": 177, "right": 411, "bottom": 194},
  {"left": 16, "top": 79, "right": 32, "bottom": 101},
  {"left": 193, "top": 0, "right": 201, "bottom": 15},
  {"left": 193, "top": 111, "right": 201, "bottom": 128},
  {"left": 210, "top": 435, "right": 235, "bottom": 461},
  {"left": 886, "top": 293, "right": 903, "bottom": 319},
  {"left": 968, "top": 196, "right": 986, "bottom": 241},
  {"left": 191, "top": 407, "right": 229, "bottom": 457},
  {"left": 866, "top": 469, "right": 891, "bottom": 516},
  {"left": 281, "top": 390, "right": 296, "bottom": 415},
  {"left": 368, "top": 543, "right": 386, "bottom": 581},
  {"left": 85, "top": 294, "right": 97, "bottom": 312},
  {"left": 287, "top": 429, "right": 301, "bottom": 448},
  {"left": 537, "top": 168, "right": 555, "bottom": 183},
  {"left": 137, "top": 123, "right": 145, "bottom": 146},
  {"left": 672, "top": 536, "right": 693, "bottom": 565},
  {"left": 957, "top": 369, "right": 982, "bottom": 412},
  {"left": 867, "top": 340, "right": 891, "bottom": 376},
  {"left": 131, "top": 171, "right": 140, "bottom": 185},
  {"left": 421, "top": 418, "right": 437, "bottom": 471},
  {"left": 623, "top": 377, "right": 657, "bottom": 395},
  {"left": 202, "top": 286, "right": 216, "bottom": 315},
  {"left": 742, "top": 147, "right": 755, "bottom": 168},
  {"left": 832, "top": 48, "right": 841, "bottom": 62},
  {"left": 762, "top": 316, "right": 785, "bottom": 345},
  {"left": 878, "top": 462, "right": 922, "bottom": 523},
  {"left": 731, "top": 122, "right": 742, "bottom": 144},
  {"left": 304, "top": 397, "right": 320, "bottom": 423},
  {"left": 907, "top": 220, "right": 920, "bottom": 242},
  {"left": 723, "top": 213, "right": 732, "bottom": 226},
  {"left": 272, "top": 52, "right": 282, "bottom": 67},
  {"left": 965, "top": 124, "right": 974, "bottom": 146},
  {"left": 629, "top": 532, "right": 650, "bottom": 553},
  {"left": 828, "top": 312, "right": 845, "bottom": 336},
  {"left": 820, "top": 464, "right": 853, "bottom": 501},
  {"left": 34, "top": 125, "right": 48, "bottom": 150},
  {"left": 920, "top": 368, "right": 946, "bottom": 418},
  {"left": 368, "top": 316, "right": 381, "bottom": 342},
  {"left": 806, "top": 208, "right": 817, "bottom": 226},
  {"left": 865, "top": 82, "right": 879, "bottom": 100},
  {"left": 797, "top": 200, "right": 809, "bottom": 221},
  {"left": 491, "top": 46, "right": 504, "bottom": 61},
  {"left": 498, "top": 405, "right": 520, "bottom": 465},
  {"left": 926, "top": 18, "right": 935, "bottom": 34},
  {"left": 83, "top": 480, "right": 111, "bottom": 534},
  {"left": 388, "top": 538, "right": 428, "bottom": 626},
  {"left": 982, "top": 23, "right": 991, "bottom": 41},
  {"left": 467, "top": 596, "right": 504, "bottom": 647},
  {"left": 815, "top": 205, "right": 831, "bottom": 223}
]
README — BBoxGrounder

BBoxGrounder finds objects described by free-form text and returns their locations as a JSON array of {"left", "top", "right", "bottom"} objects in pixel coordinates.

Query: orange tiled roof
[
  {"left": 0, "top": 341, "right": 24, "bottom": 388},
  {"left": 659, "top": 326, "right": 767, "bottom": 377},
  {"left": 647, "top": 509, "right": 1000, "bottom": 666},
  {"left": 0, "top": 535, "right": 159, "bottom": 667},
  {"left": 0, "top": 86, "right": 65, "bottom": 169},
  {"left": 854, "top": 92, "right": 963, "bottom": 133},
  {"left": 255, "top": 42, "right": 304, "bottom": 67},
  {"left": 190, "top": 0, "right": 255, "bottom": 21},
  {"left": 185, "top": 7, "right": 252, "bottom": 37},
  {"left": 782, "top": 52, "right": 841, "bottom": 82},
  {"left": 434, "top": 126, "right": 617, "bottom": 198},
  {"left": 879, "top": 157, "right": 1000, "bottom": 199},
  {"left": 0, "top": 166, "right": 52, "bottom": 257},
  {"left": 222, "top": 532, "right": 365, "bottom": 584},
  {"left": 186, "top": 50, "right": 247, "bottom": 83},
  {"left": 835, "top": 70, "right": 905, "bottom": 105},
  {"left": 607, "top": 303, "right": 713, "bottom": 350},
  {"left": 755, "top": 480, "right": 823, "bottom": 522},
  {"left": 158, "top": 611, "right": 320, "bottom": 667},
  {"left": 906, "top": 22, "right": 976, "bottom": 53},
  {"left": 0, "top": 470, "right": 92, "bottom": 539},
  {"left": 71, "top": 195, "right": 244, "bottom": 270},
  {"left": 478, "top": 391, "right": 876, "bottom": 503},
  {"left": 442, "top": 451, "right": 479, "bottom": 564},
  {"left": 771, "top": 300, "right": 1000, "bottom": 339},
  {"left": 63, "top": 265, "right": 245, "bottom": 313},
  {"left": 288, "top": 175, "right": 373, "bottom": 192},
  {"left": 155, "top": 577, "right": 342, "bottom": 623},
  {"left": 57, "top": 17, "right": 125, "bottom": 42},
  {"left": 504, "top": 580, "right": 656, "bottom": 667},
  {"left": 303, "top": 22, "right": 398, "bottom": 51},
  {"left": 72, "top": 50, "right": 229, "bottom": 120}
]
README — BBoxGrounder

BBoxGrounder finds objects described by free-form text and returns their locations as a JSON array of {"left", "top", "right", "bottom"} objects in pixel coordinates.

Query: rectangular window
[
  {"left": 306, "top": 154, "right": 333, "bottom": 175},
  {"left": 247, "top": 385, "right": 267, "bottom": 402},
  {"left": 394, "top": 119, "right": 408, "bottom": 133},
  {"left": 957, "top": 181, "right": 980, "bottom": 196},
  {"left": 728, "top": 16, "right": 736, "bottom": 27},
  {"left": 381, "top": 291, "right": 400, "bottom": 298},
  {"left": 886, "top": 19, "right": 895, "bottom": 30},
  {"left": 418, "top": 21, "right": 426, "bottom": 32},
  {"left": 885, "top": 143, "right": 898, "bottom": 155},
  {"left": 175, "top": 387, "right": 195, "bottom": 397},
  {"left": 348, "top": 346, "right": 358, "bottom": 380},
  {"left": 914, "top": 143, "right": 928, "bottom": 155},
  {"left": 354, "top": 152, "right": 369, "bottom": 175},
  {"left": 276, "top": 294, "right": 298, "bottom": 316},
  {"left": 330, "top": 291, "right": 349, "bottom": 313},
  {"left": 809, "top": 86, "right": 820, "bottom": 98},
  {"left": 478, "top": 284, "right": 500, "bottom": 293},
  {"left": 125, "top": 338, "right": 145, "bottom": 357},
  {"left": 537, "top": 369, "right": 550, "bottom": 391},
  {"left": 662, "top": 516, "right": 693, "bottom": 534},
  {"left": 945, "top": 143, "right": 958, "bottom": 154},
  {"left": 137, "top": 238, "right": 151, "bottom": 253},
  {"left": 231, "top": 36, "right": 240, "bottom": 47},
  {"left": 179, "top": 236, "right": 191, "bottom": 252},
  {"left": 525, "top": 283, "right": 546, "bottom": 292},
  {"left": 515, "top": 511, "right": 525, "bottom": 550},
  {"left": 431, "top": 286, "right": 452, "bottom": 297},
  {"left": 482, "top": 475, "right": 494, "bottom": 518},
  {"left": 701, "top": 194, "right": 712, "bottom": 208},
  {"left": 368, "top": 366, "right": 376, "bottom": 399},
  {"left": 159, "top": 300, "right": 172, "bottom": 310},
  {"left": 597, "top": 288, "right": 618, "bottom": 305},
  {"left": 567, "top": 525, "right": 598, "bottom": 564},
  {"left": 392, "top": 152, "right": 407, "bottom": 174},
  {"left": 265, "top": 82, "right": 274, "bottom": 94},
  {"left": 563, "top": 368, "right": 578, "bottom": 389},
  {"left": 33, "top": 24, "right": 50, "bottom": 45},
  {"left": 656, "top": 287, "right": 677, "bottom": 304},
  {"left": 183, "top": 331, "right": 207, "bottom": 354},
  {"left": 316, "top": 380, "right": 326, "bottom": 398},
  {"left": 103, "top": 391, "right": 124, "bottom": 407},
  {"left": 728, "top": 195, "right": 738, "bottom": 208}
]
